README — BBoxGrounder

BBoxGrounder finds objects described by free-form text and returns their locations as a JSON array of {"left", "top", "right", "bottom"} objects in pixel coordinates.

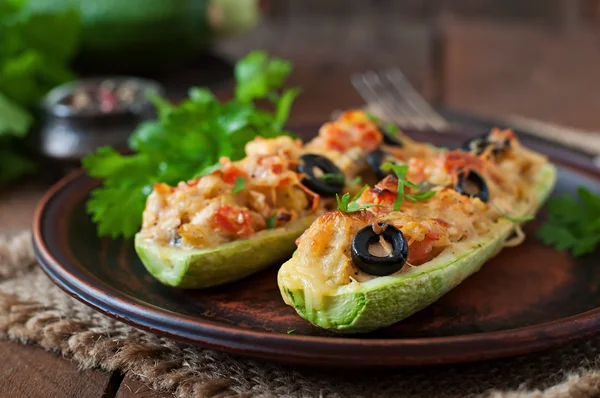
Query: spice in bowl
[{"left": 34, "top": 77, "right": 164, "bottom": 164}]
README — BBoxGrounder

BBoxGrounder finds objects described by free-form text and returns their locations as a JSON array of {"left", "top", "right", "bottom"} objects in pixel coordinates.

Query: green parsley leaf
[
  {"left": 385, "top": 123, "right": 399, "bottom": 134},
  {"left": 0, "top": 92, "right": 32, "bottom": 137},
  {"left": 234, "top": 51, "right": 293, "bottom": 103},
  {"left": 233, "top": 177, "right": 246, "bottom": 194},
  {"left": 381, "top": 163, "right": 409, "bottom": 211},
  {"left": 405, "top": 180, "right": 420, "bottom": 189},
  {"left": 197, "top": 163, "right": 223, "bottom": 178},
  {"left": 84, "top": 51, "right": 299, "bottom": 238},
  {"left": 536, "top": 187, "right": 600, "bottom": 256},
  {"left": 287, "top": 329, "right": 296, "bottom": 334},
  {"left": 336, "top": 188, "right": 385, "bottom": 213},
  {"left": 406, "top": 191, "right": 437, "bottom": 202},
  {"left": 336, "top": 192, "right": 351, "bottom": 212},
  {"left": 380, "top": 162, "right": 437, "bottom": 209},
  {"left": 273, "top": 88, "right": 301, "bottom": 130},
  {"left": 0, "top": 4, "right": 80, "bottom": 186},
  {"left": 493, "top": 204, "right": 534, "bottom": 223},
  {"left": 320, "top": 173, "right": 345, "bottom": 185},
  {"left": 351, "top": 184, "right": 369, "bottom": 202},
  {"left": 349, "top": 176, "right": 362, "bottom": 186},
  {"left": 365, "top": 112, "right": 380, "bottom": 122},
  {"left": 266, "top": 212, "right": 277, "bottom": 229}
]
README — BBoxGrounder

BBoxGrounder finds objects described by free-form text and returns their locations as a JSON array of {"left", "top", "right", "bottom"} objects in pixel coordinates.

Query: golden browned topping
[{"left": 282, "top": 129, "right": 549, "bottom": 295}]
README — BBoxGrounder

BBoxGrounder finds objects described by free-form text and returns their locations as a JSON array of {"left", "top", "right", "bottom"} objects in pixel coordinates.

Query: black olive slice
[
  {"left": 351, "top": 224, "right": 408, "bottom": 276},
  {"left": 461, "top": 133, "right": 490, "bottom": 155},
  {"left": 462, "top": 133, "right": 511, "bottom": 155},
  {"left": 297, "top": 154, "right": 344, "bottom": 197},
  {"left": 367, "top": 149, "right": 394, "bottom": 180},
  {"left": 378, "top": 124, "right": 403, "bottom": 147},
  {"left": 455, "top": 170, "right": 489, "bottom": 202}
]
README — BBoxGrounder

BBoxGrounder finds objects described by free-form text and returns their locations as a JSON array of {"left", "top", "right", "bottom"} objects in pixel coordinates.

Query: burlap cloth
[{"left": 2, "top": 231, "right": 600, "bottom": 398}]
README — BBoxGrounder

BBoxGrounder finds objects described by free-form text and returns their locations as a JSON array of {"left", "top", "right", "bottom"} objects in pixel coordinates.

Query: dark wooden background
[
  {"left": 219, "top": 0, "right": 600, "bottom": 130},
  {"left": 2, "top": 1, "right": 600, "bottom": 397}
]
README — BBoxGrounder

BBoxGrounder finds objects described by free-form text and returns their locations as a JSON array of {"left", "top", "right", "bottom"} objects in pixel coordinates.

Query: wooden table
[{"left": 2, "top": 18, "right": 600, "bottom": 398}]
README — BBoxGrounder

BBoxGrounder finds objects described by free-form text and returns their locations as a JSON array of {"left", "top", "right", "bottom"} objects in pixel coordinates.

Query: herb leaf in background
[
  {"left": 84, "top": 51, "right": 300, "bottom": 239},
  {"left": 0, "top": 92, "right": 32, "bottom": 136},
  {"left": 0, "top": 1, "right": 81, "bottom": 185},
  {"left": 537, "top": 187, "right": 600, "bottom": 256}
]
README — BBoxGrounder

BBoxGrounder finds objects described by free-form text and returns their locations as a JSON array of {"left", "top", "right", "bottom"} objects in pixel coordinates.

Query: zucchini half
[
  {"left": 277, "top": 163, "right": 557, "bottom": 333},
  {"left": 135, "top": 216, "right": 317, "bottom": 289}
]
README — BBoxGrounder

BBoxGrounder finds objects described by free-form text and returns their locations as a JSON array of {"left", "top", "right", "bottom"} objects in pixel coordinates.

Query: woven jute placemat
[{"left": 2, "top": 232, "right": 600, "bottom": 397}]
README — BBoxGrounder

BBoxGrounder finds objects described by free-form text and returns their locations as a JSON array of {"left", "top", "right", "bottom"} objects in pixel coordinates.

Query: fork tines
[{"left": 352, "top": 68, "right": 449, "bottom": 131}]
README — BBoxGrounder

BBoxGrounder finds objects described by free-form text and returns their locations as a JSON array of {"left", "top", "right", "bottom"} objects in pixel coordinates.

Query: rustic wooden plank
[
  {"left": 0, "top": 340, "right": 113, "bottom": 398},
  {"left": 445, "top": 18, "right": 600, "bottom": 130},
  {"left": 116, "top": 375, "right": 168, "bottom": 398}
]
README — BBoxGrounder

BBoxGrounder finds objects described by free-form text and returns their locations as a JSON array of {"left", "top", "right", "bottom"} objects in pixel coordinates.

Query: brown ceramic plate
[{"left": 33, "top": 112, "right": 600, "bottom": 367}]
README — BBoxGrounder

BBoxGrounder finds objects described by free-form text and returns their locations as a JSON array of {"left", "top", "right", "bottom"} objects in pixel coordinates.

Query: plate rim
[{"left": 33, "top": 130, "right": 600, "bottom": 367}]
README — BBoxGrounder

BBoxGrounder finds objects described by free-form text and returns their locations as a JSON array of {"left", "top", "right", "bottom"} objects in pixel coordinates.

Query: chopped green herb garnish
[
  {"left": 266, "top": 212, "right": 277, "bottom": 229},
  {"left": 385, "top": 123, "right": 399, "bottom": 134},
  {"left": 336, "top": 190, "right": 384, "bottom": 213},
  {"left": 199, "top": 163, "right": 223, "bottom": 176},
  {"left": 405, "top": 180, "right": 420, "bottom": 189},
  {"left": 366, "top": 112, "right": 380, "bottom": 122},
  {"left": 287, "top": 329, "right": 296, "bottom": 334},
  {"left": 537, "top": 187, "right": 600, "bottom": 256},
  {"left": 380, "top": 162, "right": 436, "bottom": 209},
  {"left": 406, "top": 191, "right": 437, "bottom": 202},
  {"left": 320, "top": 173, "right": 345, "bottom": 185},
  {"left": 493, "top": 204, "right": 534, "bottom": 223},
  {"left": 380, "top": 163, "right": 409, "bottom": 211},
  {"left": 351, "top": 184, "right": 369, "bottom": 202},
  {"left": 233, "top": 177, "right": 246, "bottom": 194},
  {"left": 349, "top": 176, "right": 362, "bottom": 186}
]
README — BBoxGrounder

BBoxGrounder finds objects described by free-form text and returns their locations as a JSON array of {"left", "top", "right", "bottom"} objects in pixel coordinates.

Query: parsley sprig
[
  {"left": 537, "top": 187, "right": 600, "bottom": 256},
  {"left": 336, "top": 185, "right": 383, "bottom": 213},
  {"left": 233, "top": 177, "right": 246, "bottom": 194},
  {"left": 266, "top": 212, "right": 277, "bottom": 229},
  {"left": 83, "top": 51, "right": 300, "bottom": 238},
  {"left": 384, "top": 123, "right": 399, "bottom": 134},
  {"left": 320, "top": 173, "right": 345, "bottom": 185},
  {"left": 380, "top": 162, "right": 437, "bottom": 211}
]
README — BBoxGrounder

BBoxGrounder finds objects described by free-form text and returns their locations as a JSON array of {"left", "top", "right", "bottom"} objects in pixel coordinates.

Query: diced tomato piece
[
  {"left": 212, "top": 205, "right": 255, "bottom": 237},
  {"left": 443, "top": 150, "right": 484, "bottom": 174},
  {"left": 277, "top": 176, "right": 291, "bottom": 187},
  {"left": 359, "top": 128, "right": 382, "bottom": 151},
  {"left": 270, "top": 162, "right": 284, "bottom": 174},
  {"left": 407, "top": 237, "right": 435, "bottom": 265},
  {"left": 407, "top": 158, "right": 427, "bottom": 182},
  {"left": 361, "top": 187, "right": 397, "bottom": 207},
  {"left": 374, "top": 175, "right": 399, "bottom": 193},
  {"left": 323, "top": 126, "right": 352, "bottom": 151},
  {"left": 431, "top": 218, "right": 450, "bottom": 228},
  {"left": 221, "top": 162, "right": 248, "bottom": 184},
  {"left": 340, "top": 110, "right": 365, "bottom": 123}
]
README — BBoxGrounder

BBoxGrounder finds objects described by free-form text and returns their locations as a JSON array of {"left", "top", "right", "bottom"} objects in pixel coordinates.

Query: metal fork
[
  {"left": 352, "top": 68, "right": 600, "bottom": 165},
  {"left": 351, "top": 68, "right": 450, "bottom": 131}
]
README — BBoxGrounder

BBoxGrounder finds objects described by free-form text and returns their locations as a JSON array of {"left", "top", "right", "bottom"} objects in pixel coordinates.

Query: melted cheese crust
[
  {"left": 282, "top": 129, "right": 550, "bottom": 297},
  {"left": 138, "top": 110, "right": 437, "bottom": 249}
]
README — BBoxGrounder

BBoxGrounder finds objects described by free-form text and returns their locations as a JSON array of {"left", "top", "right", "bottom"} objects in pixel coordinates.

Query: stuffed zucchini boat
[
  {"left": 135, "top": 110, "right": 438, "bottom": 288},
  {"left": 278, "top": 128, "right": 557, "bottom": 332}
]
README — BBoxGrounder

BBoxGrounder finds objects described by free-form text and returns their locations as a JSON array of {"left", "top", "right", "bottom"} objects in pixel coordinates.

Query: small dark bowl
[{"left": 31, "top": 77, "right": 164, "bottom": 167}]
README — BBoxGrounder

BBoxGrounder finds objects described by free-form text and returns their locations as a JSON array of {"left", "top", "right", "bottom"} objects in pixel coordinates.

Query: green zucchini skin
[
  {"left": 135, "top": 216, "right": 317, "bottom": 289},
  {"left": 278, "top": 164, "right": 557, "bottom": 333}
]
